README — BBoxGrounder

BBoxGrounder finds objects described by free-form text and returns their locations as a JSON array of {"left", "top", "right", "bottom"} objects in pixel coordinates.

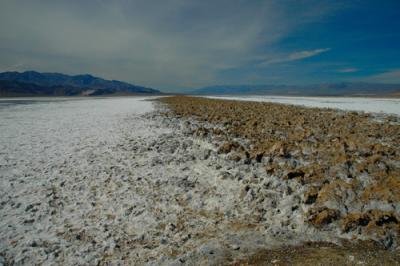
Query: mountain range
[
  {"left": 0, "top": 71, "right": 160, "bottom": 97},
  {"left": 191, "top": 83, "right": 400, "bottom": 97},
  {"left": 1, "top": 71, "right": 400, "bottom": 97}
]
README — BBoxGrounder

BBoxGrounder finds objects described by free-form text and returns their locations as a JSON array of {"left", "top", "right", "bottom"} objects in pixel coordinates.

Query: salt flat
[
  {"left": 1, "top": 96, "right": 398, "bottom": 265},
  {"left": 206, "top": 95, "right": 400, "bottom": 115},
  {"left": 0, "top": 97, "right": 163, "bottom": 264},
  {"left": 1, "top": 97, "right": 288, "bottom": 265}
]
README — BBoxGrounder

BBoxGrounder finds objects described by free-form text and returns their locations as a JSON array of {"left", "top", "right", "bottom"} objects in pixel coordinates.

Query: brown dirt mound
[
  {"left": 159, "top": 96, "right": 400, "bottom": 243},
  {"left": 230, "top": 241, "right": 400, "bottom": 265}
]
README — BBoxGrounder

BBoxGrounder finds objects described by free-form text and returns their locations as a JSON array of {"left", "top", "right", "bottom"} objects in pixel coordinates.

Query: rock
[
  {"left": 247, "top": 173, "right": 259, "bottom": 184},
  {"left": 341, "top": 213, "right": 370, "bottom": 233},
  {"left": 269, "top": 142, "right": 287, "bottom": 157},
  {"left": 231, "top": 244, "right": 240, "bottom": 250},
  {"left": 233, "top": 171, "right": 243, "bottom": 181},
  {"left": 228, "top": 153, "right": 242, "bottom": 162},
  {"left": 218, "top": 141, "right": 240, "bottom": 154},
  {"left": 286, "top": 170, "right": 305, "bottom": 180},
  {"left": 265, "top": 165, "right": 275, "bottom": 174},
  {"left": 304, "top": 186, "right": 319, "bottom": 204},
  {"left": 219, "top": 171, "right": 233, "bottom": 180},
  {"left": 202, "top": 149, "right": 212, "bottom": 160},
  {"left": 341, "top": 210, "right": 399, "bottom": 234},
  {"left": 307, "top": 208, "right": 340, "bottom": 227},
  {"left": 255, "top": 152, "right": 264, "bottom": 163}
]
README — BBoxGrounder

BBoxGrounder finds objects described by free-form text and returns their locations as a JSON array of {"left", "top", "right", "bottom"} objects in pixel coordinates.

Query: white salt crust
[{"left": 0, "top": 97, "right": 396, "bottom": 265}]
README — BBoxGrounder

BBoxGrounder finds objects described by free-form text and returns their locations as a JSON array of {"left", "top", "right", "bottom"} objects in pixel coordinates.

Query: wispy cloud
[
  {"left": 337, "top": 67, "right": 359, "bottom": 73},
  {"left": 363, "top": 69, "right": 400, "bottom": 83},
  {"left": 259, "top": 48, "right": 330, "bottom": 66}
]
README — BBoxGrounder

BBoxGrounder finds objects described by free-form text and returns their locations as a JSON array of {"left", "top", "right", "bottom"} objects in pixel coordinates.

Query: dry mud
[
  {"left": 0, "top": 96, "right": 399, "bottom": 265},
  {"left": 159, "top": 96, "right": 400, "bottom": 264}
]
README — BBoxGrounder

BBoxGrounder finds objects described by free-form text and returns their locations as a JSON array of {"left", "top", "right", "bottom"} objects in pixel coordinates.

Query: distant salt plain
[{"left": 206, "top": 95, "right": 400, "bottom": 115}]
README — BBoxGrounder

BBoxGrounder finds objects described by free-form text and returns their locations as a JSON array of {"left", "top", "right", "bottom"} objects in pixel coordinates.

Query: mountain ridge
[{"left": 0, "top": 71, "right": 160, "bottom": 97}]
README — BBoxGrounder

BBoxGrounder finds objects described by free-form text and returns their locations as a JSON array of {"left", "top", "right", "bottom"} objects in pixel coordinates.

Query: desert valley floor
[{"left": 0, "top": 96, "right": 399, "bottom": 265}]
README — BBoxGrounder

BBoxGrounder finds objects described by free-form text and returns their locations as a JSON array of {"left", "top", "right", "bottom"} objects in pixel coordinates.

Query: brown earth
[
  {"left": 230, "top": 241, "right": 400, "bottom": 265},
  {"left": 159, "top": 96, "right": 400, "bottom": 263}
]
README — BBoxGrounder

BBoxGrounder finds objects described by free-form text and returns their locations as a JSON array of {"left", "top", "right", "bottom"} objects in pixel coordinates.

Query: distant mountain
[
  {"left": 192, "top": 82, "right": 400, "bottom": 96},
  {"left": 0, "top": 71, "right": 160, "bottom": 97}
]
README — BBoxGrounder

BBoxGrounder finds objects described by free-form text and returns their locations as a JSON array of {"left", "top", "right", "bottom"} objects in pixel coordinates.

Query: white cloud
[
  {"left": 259, "top": 48, "right": 331, "bottom": 66},
  {"left": 0, "top": 0, "right": 342, "bottom": 90},
  {"left": 337, "top": 68, "right": 359, "bottom": 73}
]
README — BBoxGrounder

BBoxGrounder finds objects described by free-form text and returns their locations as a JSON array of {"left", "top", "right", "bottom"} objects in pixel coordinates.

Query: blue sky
[
  {"left": 218, "top": 0, "right": 400, "bottom": 86},
  {"left": 0, "top": 0, "right": 399, "bottom": 91}
]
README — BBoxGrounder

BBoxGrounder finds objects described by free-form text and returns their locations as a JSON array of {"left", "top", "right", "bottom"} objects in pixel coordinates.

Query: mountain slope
[
  {"left": 0, "top": 71, "right": 160, "bottom": 96},
  {"left": 192, "top": 82, "right": 400, "bottom": 96}
]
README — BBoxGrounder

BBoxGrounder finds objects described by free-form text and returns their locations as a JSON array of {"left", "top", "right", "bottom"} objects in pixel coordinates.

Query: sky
[{"left": 0, "top": 0, "right": 399, "bottom": 92}]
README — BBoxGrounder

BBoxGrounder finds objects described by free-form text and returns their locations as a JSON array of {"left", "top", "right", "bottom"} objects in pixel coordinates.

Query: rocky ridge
[{"left": 159, "top": 96, "right": 400, "bottom": 250}]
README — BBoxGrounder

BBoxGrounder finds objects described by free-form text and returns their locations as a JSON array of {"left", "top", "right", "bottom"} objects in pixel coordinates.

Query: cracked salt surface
[
  {"left": 0, "top": 97, "right": 349, "bottom": 265},
  {"left": 0, "top": 97, "right": 159, "bottom": 264}
]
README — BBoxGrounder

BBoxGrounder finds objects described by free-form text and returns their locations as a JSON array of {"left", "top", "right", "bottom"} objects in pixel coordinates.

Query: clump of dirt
[
  {"left": 342, "top": 210, "right": 399, "bottom": 234},
  {"left": 160, "top": 96, "right": 400, "bottom": 245},
  {"left": 307, "top": 207, "right": 340, "bottom": 227}
]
